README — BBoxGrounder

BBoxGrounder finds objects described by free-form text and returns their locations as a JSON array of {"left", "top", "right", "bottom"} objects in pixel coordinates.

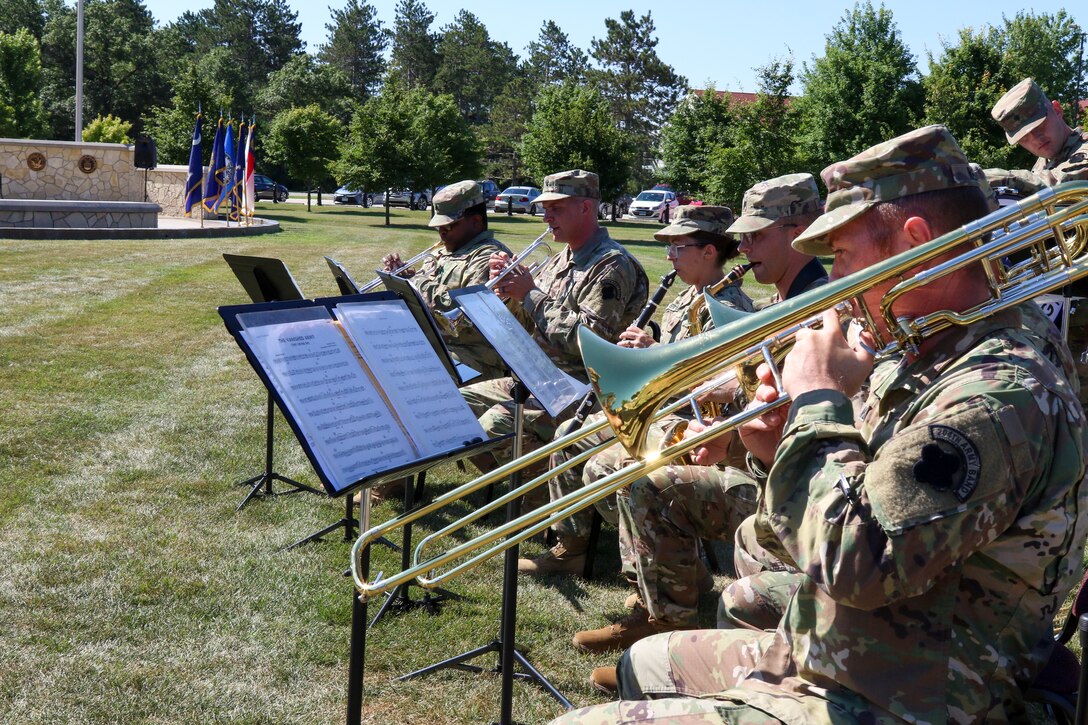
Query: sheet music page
[
  {"left": 335, "top": 300, "right": 487, "bottom": 457},
  {"left": 238, "top": 308, "right": 416, "bottom": 492},
  {"left": 450, "top": 288, "right": 590, "bottom": 418}
]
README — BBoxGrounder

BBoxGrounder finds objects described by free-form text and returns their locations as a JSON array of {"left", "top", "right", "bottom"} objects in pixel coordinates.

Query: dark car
[
  {"left": 254, "top": 174, "right": 289, "bottom": 203},
  {"left": 478, "top": 179, "right": 500, "bottom": 207}
]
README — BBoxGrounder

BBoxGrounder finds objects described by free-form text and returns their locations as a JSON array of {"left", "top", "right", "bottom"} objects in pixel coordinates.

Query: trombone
[
  {"left": 351, "top": 181, "right": 1088, "bottom": 600},
  {"left": 356, "top": 240, "right": 445, "bottom": 293},
  {"left": 437, "top": 228, "right": 554, "bottom": 334}
]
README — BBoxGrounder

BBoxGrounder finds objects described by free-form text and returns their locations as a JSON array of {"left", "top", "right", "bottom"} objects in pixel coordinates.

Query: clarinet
[{"left": 570, "top": 270, "right": 678, "bottom": 427}]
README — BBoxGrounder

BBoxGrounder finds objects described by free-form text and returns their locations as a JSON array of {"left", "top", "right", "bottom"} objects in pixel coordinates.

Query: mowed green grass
[
  {"left": 0, "top": 205, "right": 773, "bottom": 725},
  {"left": 0, "top": 204, "right": 1072, "bottom": 724}
]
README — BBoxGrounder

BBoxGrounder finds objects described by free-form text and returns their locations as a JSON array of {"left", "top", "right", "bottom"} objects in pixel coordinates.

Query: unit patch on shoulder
[
  {"left": 601, "top": 281, "right": 619, "bottom": 301},
  {"left": 912, "top": 424, "right": 981, "bottom": 502}
]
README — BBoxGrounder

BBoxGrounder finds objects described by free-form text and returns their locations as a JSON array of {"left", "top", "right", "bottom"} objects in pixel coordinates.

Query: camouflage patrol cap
[
  {"left": 725, "top": 173, "right": 821, "bottom": 234},
  {"left": 970, "top": 162, "right": 999, "bottom": 212},
  {"left": 533, "top": 169, "right": 600, "bottom": 203},
  {"left": 428, "top": 179, "right": 485, "bottom": 227},
  {"left": 992, "top": 78, "right": 1051, "bottom": 145},
  {"left": 793, "top": 124, "right": 980, "bottom": 255},
  {"left": 654, "top": 205, "right": 735, "bottom": 241}
]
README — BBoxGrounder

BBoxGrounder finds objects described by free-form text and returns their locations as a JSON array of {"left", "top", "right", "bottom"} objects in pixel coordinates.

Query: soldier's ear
[{"left": 1051, "top": 100, "right": 1065, "bottom": 120}]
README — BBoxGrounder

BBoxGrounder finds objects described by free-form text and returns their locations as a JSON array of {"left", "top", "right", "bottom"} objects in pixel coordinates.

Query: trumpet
[
  {"left": 350, "top": 181, "right": 1088, "bottom": 600},
  {"left": 437, "top": 229, "right": 553, "bottom": 334},
  {"left": 356, "top": 240, "right": 445, "bottom": 293}
]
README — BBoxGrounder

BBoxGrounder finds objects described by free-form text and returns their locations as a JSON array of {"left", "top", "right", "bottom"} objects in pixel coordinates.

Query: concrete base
[{"left": 0, "top": 199, "right": 161, "bottom": 229}]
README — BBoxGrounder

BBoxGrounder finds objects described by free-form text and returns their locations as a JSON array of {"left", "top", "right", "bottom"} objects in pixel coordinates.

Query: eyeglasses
[{"left": 666, "top": 242, "right": 705, "bottom": 257}]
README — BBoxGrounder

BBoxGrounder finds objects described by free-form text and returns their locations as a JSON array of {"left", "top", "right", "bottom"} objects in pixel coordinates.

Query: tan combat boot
[
  {"left": 572, "top": 599, "right": 693, "bottom": 653},
  {"left": 589, "top": 666, "right": 618, "bottom": 695},
  {"left": 516, "top": 539, "right": 587, "bottom": 576}
]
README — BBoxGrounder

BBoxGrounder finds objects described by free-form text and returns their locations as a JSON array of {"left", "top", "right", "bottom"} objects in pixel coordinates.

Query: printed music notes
[{"left": 235, "top": 300, "right": 486, "bottom": 494}]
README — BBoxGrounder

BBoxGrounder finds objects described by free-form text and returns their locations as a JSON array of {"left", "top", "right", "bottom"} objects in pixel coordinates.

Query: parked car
[
  {"left": 333, "top": 186, "right": 372, "bottom": 206},
  {"left": 478, "top": 179, "right": 501, "bottom": 207},
  {"left": 254, "top": 174, "right": 289, "bottom": 203},
  {"left": 598, "top": 194, "right": 633, "bottom": 219},
  {"left": 494, "top": 186, "right": 542, "bottom": 214},
  {"left": 380, "top": 189, "right": 430, "bottom": 210},
  {"left": 627, "top": 189, "right": 678, "bottom": 222}
]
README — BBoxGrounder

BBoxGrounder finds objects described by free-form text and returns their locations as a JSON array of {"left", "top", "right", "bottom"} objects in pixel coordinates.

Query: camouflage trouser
[
  {"left": 460, "top": 376, "right": 572, "bottom": 462},
  {"left": 547, "top": 412, "right": 622, "bottom": 547},
  {"left": 717, "top": 570, "right": 804, "bottom": 631},
  {"left": 548, "top": 413, "right": 681, "bottom": 547},
  {"left": 549, "top": 629, "right": 781, "bottom": 725},
  {"left": 622, "top": 466, "right": 757, "bottom": 626}
]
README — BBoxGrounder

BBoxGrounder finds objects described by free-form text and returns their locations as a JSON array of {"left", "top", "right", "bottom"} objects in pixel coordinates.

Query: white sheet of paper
[
  {"left": 335, "top": 300, "right": 487, "bottom": 457},
  {"left": 240, "top": 315, "right": 416, "bottom": 491}
]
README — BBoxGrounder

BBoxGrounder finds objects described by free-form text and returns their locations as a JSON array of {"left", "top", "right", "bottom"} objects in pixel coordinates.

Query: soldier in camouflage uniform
[
  {"left": 382, "top": 179, "right": 513, "bottom": 381},
  {"left": 519, "top": 205, "right": 753, "bottom": 577},
  {"left": 985, "top": 78, "right": 1088, "bottom": 410},
  {"left": 460, "top": 169, "right": 648, "bottom": 474},
  {"left": 984, "top": 78, "right": 1088, "bottom": 195},
  {"left": 553, "top": 125, "right": 1088, "bottom": 724},
  {"left": 569, "top": 177, "right": 825, "bottom": 662}
]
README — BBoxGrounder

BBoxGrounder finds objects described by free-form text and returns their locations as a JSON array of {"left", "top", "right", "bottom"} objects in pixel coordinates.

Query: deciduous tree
[
  {"left": 796, "top": 1, "right": 922, "bottom": 171},
  {"left": 521, "top": 82, "right": 634, "bottom": 209},
  {"left": 0, "top": 28, "right": 48, "bottom": 138},
  {"left": 265, "top": 104, "right": 343, "bottom": 211}
]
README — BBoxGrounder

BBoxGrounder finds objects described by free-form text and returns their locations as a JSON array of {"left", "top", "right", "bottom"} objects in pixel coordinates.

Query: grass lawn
[{"left": 0, "top": 204, "right": 1074, "bottom": 724}]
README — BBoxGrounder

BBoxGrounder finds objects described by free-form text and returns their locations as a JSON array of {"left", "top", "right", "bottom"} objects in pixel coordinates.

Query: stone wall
[{"left": 0, "top": 138, "right": 190, "bottom": 218}]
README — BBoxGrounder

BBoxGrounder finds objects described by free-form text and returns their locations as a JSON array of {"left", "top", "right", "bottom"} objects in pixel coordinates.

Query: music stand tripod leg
[
  {"left": 369, "top": 471, "right": 461, "bottom": 628},
  {"left": 395, "top": 379, "right": 571, "bottom": 720},
  {"left": 236, "top": 393, "right": 321, "bottom": 511},
  {"left": 287, "top": 494, "right": 400, "bottom": 552}
]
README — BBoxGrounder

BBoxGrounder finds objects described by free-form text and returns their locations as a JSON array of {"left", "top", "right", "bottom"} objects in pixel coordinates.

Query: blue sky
[{"left": 141, "top": 1, "right": 1084, "bottom": 95}]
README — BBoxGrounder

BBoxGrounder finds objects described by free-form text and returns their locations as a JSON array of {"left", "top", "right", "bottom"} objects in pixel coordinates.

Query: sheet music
[
  {"left": 335, "top": 300, "right": 486, "bottom": 457},
  {"left": 238, "top": 308, "right": 416, "bottom": 491},
  {"left": 450, "top": 287, "right": 590, "bottom": 418}
]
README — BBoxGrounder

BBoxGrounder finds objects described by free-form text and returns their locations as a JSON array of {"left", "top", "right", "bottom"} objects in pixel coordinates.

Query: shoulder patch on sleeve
[
  {"left": 601, "top": 281, "right": 619, "bottom": 301},
  {"left": 866, "top": 404, "right": 1014, "bottom": 532}
]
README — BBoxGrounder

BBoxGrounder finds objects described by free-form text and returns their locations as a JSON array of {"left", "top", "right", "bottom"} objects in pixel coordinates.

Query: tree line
[{"left": 0, "top": 0, "right": 1084, "bottom": 214}]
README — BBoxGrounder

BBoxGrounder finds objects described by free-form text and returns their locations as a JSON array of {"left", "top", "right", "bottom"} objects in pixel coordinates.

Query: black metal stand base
[
  {"left": 288, "top": 494, "right": 400, "bottom": 553},
  {"left": 236, "top": 393, "right": 321, "bottom": 511},
  {"left": 367, "top": 471, "right": 462, "bottom": 627},
  {"left": 393, "top": 381, "right": 571, "bottom": 724}
]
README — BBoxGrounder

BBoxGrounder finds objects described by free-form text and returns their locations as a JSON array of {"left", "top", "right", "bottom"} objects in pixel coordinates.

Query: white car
[{"left": 627, "top": 190, "right": 679, "bottom": 222}]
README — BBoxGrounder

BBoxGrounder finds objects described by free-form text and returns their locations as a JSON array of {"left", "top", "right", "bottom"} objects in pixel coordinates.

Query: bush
[{"left": 82, "top": 114, "right": 133, "bottom": 144}]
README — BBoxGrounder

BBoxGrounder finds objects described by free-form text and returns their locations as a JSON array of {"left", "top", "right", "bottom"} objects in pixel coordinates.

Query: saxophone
[{"left": 666, "top": 262, "right": 751, "bottom": 461}]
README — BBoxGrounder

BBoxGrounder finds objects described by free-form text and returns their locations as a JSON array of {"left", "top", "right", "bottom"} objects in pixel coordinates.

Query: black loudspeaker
[{"left": 134, "top": 136, "right": 157, "bottom": 170}]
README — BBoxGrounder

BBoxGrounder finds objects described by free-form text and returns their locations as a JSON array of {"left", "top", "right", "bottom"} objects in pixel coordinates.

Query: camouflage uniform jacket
[
  {"left": 730, "top": 308, "right": 1088, "bottom": 724},
  {"left": 987, "top": 127, "right": 1088, "bottom": 195},
  {"left": 414, "top": 230, "right": 512, "bottom": 379},
  {"left": 659, "top": 279, "right": 753, "bottom": 344},
  {"left": 414, "top": 230, "right": 512, "bottom": 313},
  {"left": 519, "top": 227, "right": 648, "bottom": 377}
]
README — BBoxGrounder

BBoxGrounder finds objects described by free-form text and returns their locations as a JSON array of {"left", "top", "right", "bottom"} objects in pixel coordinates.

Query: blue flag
[
  {"left": 183, "top": 112, "right": 203, "bottom": 217},
  {"left": 214, "top": 119, "right": 236, "bottom": 213},
  {"left": 231, "top": 120, "right": 247, "bottom": 221},
  {"left": 202, "top": 117, "right": 225, "bottom": 213}
]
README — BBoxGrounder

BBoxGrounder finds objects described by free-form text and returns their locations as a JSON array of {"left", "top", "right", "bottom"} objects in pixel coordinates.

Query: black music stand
[
  {"left": 223, "top": 254, "right": 322, "bottom": 510},
  {"left": 324, "top": 256, "right": 361, "bottom": 295},
  {"left": 390, "top": 287, "right": 589, "bottom": 722}
]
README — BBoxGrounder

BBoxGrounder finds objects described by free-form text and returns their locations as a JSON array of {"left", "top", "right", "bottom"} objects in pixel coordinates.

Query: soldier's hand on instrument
[
  {"left": 497, "top": 265, "right": 535, "bottom": 302},
  {"left": 737, "top": 363, "right": 788, "bottom": 468},
  {"left": 382, "top": 253, "right": 403, "bottom": 273},
  {"left": 685, "top": 418, "right": 733, "bottom": 466},
  {"left": 783, "top": 309, "right": 873, "bottom": 399},
  {"left": 618, "top": 325, "right": 655, "bottom": 348},
  {"left": 488, "top": 252, "right": 512, "bottom": 280}
]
